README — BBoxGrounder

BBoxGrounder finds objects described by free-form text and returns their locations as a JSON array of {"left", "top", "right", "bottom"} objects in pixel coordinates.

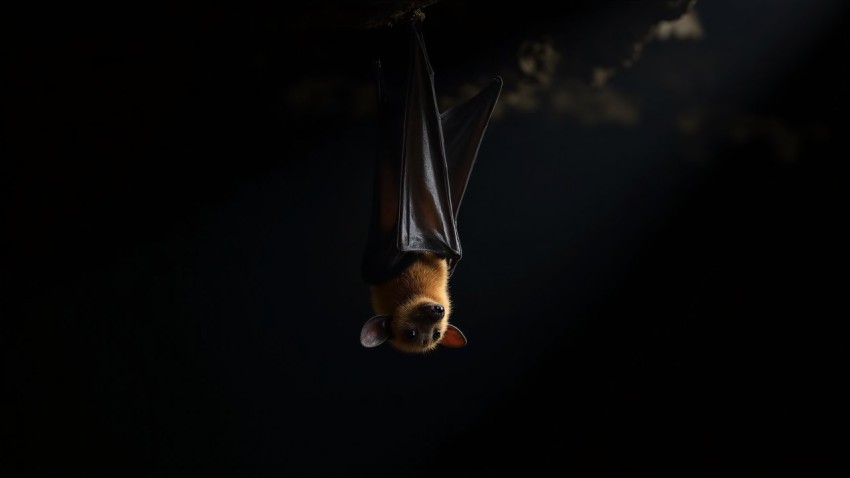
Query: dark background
[{"left": 2, "top": 1, "right": 847, "bottom": 476}]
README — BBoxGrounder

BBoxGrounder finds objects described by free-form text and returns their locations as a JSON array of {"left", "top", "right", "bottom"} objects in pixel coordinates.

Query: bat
[{"left": 359, "top": 15, "right": 502, "bottom": 353}]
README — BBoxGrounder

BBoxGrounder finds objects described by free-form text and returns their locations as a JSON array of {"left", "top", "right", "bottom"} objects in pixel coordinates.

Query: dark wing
[
  {"left": 361, "top": 20, "right": 501, "bottom": 285},
  {"left": 441, "top": 77, "right": 503, "bottom": 220},
  {"left": 440, "top": 77, "right": 503, "bottom": 274},
  {"left": 361, "top": 55, "right": 405, "bottom": 286},
  {"left": 396, "top": 20, "right": 459, "bottom": 264}
]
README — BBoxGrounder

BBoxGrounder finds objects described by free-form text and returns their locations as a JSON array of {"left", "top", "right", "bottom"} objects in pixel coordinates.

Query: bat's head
[
  {"left": 361, "top": 253, "right": 466, "bottom": 353},
  {"left": 360, "top": 297, "right": 467, "bottom": 353}
]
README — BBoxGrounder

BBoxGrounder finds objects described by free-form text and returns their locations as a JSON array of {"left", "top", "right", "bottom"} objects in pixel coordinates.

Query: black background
[{"left": 3, "top": 1, "right": 847, "bottom": 476}]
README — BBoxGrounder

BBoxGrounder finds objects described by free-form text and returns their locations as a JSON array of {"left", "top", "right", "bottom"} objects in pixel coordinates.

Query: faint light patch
[
  {"left": 442, "top": 38, "right": 560, "bottom": 120},
  {"left": 552, "top": 79, "right": 639, "bottom": 126},
  {"left": 601, "top": 5, "right": 703, "bottom": 83},
  {"left": 729, "top": 116, "right": 801, "bottom": 163},
  {"left": 592, "top": 67, "right": 616, "bottom": 87},
  {"left": 517, "top": 38, "right": 560, "bottom": 87},
  {"left": 677, "top": 109, "right": 703, "bottom": 135},
  {"left": 483, "top": 74, "right": 638, "bottom": 125},
  {"left": 503, "top": 81, "right": 541, "bottom": 113},
  {"left": 622, "top": 41, "right": 646, "bottom": 69},
  {"left": 654, "top": 10, "right": 704, "bottom": 41},
  {"left": 677, "top": 111, "right": 819, "bottom": 165},
  {"left": 474, "top": 38, "right": 641, "bottom": 125}
]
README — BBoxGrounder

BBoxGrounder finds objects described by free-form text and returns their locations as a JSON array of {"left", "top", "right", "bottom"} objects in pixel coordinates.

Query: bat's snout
[{"left": 417, "top": 303, "right": 445, "bottom": 322}]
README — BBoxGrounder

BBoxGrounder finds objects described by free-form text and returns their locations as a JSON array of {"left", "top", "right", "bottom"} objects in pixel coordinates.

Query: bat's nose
[
  {"left": 417, "top": 303, "right": 445, "bottom": 322},
  {"left": 428, "top": 304, "right": 444, "bottom": 321}
]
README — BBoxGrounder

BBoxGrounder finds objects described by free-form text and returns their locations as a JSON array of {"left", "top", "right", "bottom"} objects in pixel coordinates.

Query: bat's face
[
  {"left": 361, "top": 253, "right": 467, "bottom": 353},
  {"left": 360, "top": 297, "right": 467, "bottom": 353},
  {"left": 387, "top": 299, "right": 450, "bottom": 353}
]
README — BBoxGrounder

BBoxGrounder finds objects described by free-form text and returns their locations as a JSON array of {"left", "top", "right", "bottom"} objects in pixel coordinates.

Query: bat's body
[{"left": 360, "top": 15, "right": 500, "bottom": 353}]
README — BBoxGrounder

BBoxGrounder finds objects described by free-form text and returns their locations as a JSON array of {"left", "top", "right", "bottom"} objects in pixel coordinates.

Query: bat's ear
[
  {"left": 441, "top": 324, "right": 467, "bottom": 348},
  {"left": 360, "top": 315, "right": 391, "bottom": 348}
]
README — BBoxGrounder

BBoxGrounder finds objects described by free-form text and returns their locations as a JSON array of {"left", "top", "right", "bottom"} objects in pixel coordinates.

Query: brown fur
[{"left": 370, "top": 253, "right": 453, "bottom": 353}]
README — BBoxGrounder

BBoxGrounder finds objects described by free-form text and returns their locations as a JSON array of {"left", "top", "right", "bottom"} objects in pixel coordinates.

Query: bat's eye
[
  {"left": 404, "top": 329, "right": 417, "bottom": 341},
  {"left": 432, "top": 330, "right": 441, "bottom": 340}
]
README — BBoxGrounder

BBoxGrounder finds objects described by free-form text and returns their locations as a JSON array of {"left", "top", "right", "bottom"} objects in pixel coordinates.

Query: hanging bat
[{"left": 359, "top": 16, "right": 502, "bottom": 353}]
